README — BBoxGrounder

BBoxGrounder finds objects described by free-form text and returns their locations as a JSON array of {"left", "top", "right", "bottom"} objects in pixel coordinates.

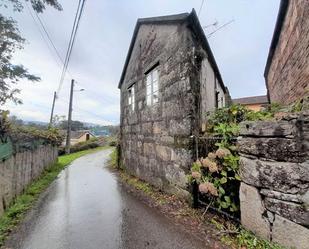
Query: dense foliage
[
  {"left": 58, "top": 120, "right": 87, "bottom": 131},
  {"left": 11, "top": 125, "right": 63, "bottom": 146},
  {"left": 58, "top": 138, "right": 100, "bottom": 155},
  {"left": 188, "top": 104, "right": 276, "bottom": 214},
  {"left": 1, "top": 111, "right": 63, "bottom": 146}
]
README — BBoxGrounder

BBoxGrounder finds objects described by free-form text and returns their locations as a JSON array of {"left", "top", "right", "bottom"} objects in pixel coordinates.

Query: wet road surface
[{"left": 5, "top": 149, "right": 208, "bottom": 249}]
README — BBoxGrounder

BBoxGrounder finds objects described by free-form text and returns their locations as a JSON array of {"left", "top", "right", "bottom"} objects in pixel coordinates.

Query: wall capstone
[{"left": 238, "top": 112, "right": 309, "bottom": 249}]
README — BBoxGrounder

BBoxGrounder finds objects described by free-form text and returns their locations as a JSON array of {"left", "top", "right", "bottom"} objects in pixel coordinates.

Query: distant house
[
  {"left": 61, "top": 130, "right": 96, "bottom": 146},
  {"left": 264, "top": 0, "right": 309, "bottom": 105},
  {"left": 233, "top": 95, "right": 269, "bottom": 111},
  {"left": 119, "top": 10, "right": 228, "bottom": 194}
]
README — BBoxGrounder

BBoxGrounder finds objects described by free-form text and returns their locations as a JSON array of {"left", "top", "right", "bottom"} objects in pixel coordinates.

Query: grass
[
  {"left": 234, "top": 229, "right": 284, "bottom": 249},
  {"left": 210, "top": 218, "right": 284, "bottom": 249},
  {"left": 108, "top": 149, "right": 167, "bottom": 204},
  {"left": 108, "top": 149, "right": 119, "bottom": 169},
  {"left": 109, "top": 149, "right": 285, "bottom": 249},
  {"left": 0, "top": 146, "right": 110, "bottom": 246}
]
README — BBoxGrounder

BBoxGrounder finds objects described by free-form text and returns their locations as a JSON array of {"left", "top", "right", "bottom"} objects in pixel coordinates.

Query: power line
[
  {"left": 57, "top": 97, "right": 116, "bottom": 121},
  {"left": 57, "top": 0, "right": 81, "bottom": 95},
  {"left": 74, "top": 81, "right": 118, "bottom": 105},
  {"left": 55, "top": 97, "right": 118, "bottom": 124},
  {"left": 25, "top": 2, "right": 74, "bottom": 80},
  {"left": 25, "top": 3, "right": 63, "bottom": 70},
  {"left": 33, "top": 12, "right": 65, "bottom": 65},
  {"left": 57, "top": 0, "right": 86, "bottom": 96},
  {"left": 198, "top": 0, "right": 205, "bottom": 17}
]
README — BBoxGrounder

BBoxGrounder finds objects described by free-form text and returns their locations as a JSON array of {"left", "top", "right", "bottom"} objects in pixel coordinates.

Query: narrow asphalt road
[{"left": 4, "top": 149, "right": 208, "bottom": 249}]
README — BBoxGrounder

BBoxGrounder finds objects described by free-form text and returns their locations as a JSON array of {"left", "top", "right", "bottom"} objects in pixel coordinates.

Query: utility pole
[
  {"left": 65, "top": 79, "right": 74, "bottom": 154},
  {"left": 49, "top": 91, "right": 57, "bottom": 127}
]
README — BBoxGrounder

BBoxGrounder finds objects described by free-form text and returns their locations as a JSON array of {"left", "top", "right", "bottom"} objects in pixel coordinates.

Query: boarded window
[
  {"left": 146, "top": 68, "right": 159, "bottom": 106},
  {"left": 128, "top": 84, "right": 135, "bottom": 111}
]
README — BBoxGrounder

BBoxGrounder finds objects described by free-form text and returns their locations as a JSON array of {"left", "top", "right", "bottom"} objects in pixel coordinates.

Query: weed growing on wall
[{"left": 188, "top": 104, "right": 276, "bottom": 214}]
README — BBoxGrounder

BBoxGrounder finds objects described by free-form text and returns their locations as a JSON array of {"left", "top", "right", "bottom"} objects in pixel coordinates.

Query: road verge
[{"left": 109, "top": 149, "right": 285, "bottom": 249}]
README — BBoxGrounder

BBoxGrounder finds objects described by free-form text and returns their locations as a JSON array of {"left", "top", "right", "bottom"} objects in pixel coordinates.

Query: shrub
[
  {"left": 109, "top": 140, "right": 117, "bottom": 147},
  {"left": 58, "top": 138, "right": 100, "bottom": 155},
  {"left": 188, "top": 104, "right": 276, "bottom": 215}
]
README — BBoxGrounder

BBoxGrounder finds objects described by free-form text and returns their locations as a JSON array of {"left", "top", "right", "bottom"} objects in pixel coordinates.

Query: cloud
[{"left": 3, "top": 0, "right": 280, "bottom": 124}]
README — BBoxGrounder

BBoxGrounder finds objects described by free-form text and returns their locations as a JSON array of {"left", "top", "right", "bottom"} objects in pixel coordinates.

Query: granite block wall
[{"left": 238, "top": 112, "right": 309, "bottom": 249}]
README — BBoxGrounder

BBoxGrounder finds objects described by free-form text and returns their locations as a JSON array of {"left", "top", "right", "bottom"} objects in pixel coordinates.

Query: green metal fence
[{"left": 0, "top": 136, "right": 13, "bottom": 161}]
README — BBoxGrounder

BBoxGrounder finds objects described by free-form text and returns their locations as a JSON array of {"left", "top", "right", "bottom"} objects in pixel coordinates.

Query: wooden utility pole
[
  {"left": 49, "top": 91, "right": 57, "bottom": 126},
  {"left": 65, "top": 79, "right": 74, "bottom": 154}
]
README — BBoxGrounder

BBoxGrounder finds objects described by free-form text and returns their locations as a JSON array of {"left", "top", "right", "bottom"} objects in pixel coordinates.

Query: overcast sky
[{"left": 3, "top": 0, "right": 280, "bottom": 125}]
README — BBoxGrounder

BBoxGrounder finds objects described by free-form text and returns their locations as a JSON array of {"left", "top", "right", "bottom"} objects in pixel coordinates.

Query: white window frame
[
  {"left": 128, "top": 84, "right": 135, "bottom": 111},
  {"left": 146, "top": 68, "right": 159, "bottom": 106}
]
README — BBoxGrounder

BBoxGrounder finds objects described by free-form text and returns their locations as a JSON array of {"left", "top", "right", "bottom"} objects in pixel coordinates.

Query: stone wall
[
  {"left": 266, "top": 0, "right": 309, "bottom": 105},
  {"left": 120, "top": 23, "right": 195, "bottom": 196},
  {"left": 0, "top": 144, "right": 58, "bottom": 216},
  {"left": 238, "top": 112, "right": 309, "bottom": 249},
  {"left": 119, "top": 15, "right": 228, "bottom": 196}
]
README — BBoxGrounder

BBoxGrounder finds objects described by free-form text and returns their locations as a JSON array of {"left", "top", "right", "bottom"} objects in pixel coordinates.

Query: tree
[
  {"left": 58, "top": 120, "right": 86, "bottom": 131},
  {"left": 9, "top": 114, "right": 23, "bottom": 126},
  {"left": 0, "top": 0, "right": 62, "bottom": 107},
  {"left": 1, "top": 0, "right": 62, "bottom": 13},
  {"left": 51, "top": 114, "right": 65, "bottom": 127}
]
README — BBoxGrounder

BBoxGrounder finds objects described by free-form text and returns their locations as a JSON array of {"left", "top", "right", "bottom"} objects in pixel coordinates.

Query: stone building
[
  {"left": 264, "top": 0, "right": 309, "bottom": 105},
  {"left": 119, "top": 10, "right": 228, "bottom": 195}
]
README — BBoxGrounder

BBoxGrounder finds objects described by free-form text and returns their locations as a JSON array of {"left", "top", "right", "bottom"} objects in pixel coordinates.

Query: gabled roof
[
  {"left": 118, "top": 9, "right": 226, "bottom": 93},
  {"left": 264, "top": 0, "right": 289, "bottom": 77},
  {"left": 60, "top": 130, "right": 96, "bottom": 139},
  {"left": 233, "top": 95, "right": 269, "bottom": 105}
]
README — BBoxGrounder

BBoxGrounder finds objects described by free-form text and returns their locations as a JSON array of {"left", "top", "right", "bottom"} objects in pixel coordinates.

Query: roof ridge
[{"left": 118, "top": 8, "right": 226, "bottom": 94}]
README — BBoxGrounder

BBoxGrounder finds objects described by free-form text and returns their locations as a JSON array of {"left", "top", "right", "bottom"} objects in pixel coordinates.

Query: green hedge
[{"left": 59, "top": 137, "right": 118, "bottom": 155}]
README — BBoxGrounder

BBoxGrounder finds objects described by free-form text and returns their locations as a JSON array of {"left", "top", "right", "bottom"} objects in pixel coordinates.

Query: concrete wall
[
  {"left": 266, "top": 0, "right": 309, "bottom": 105},
  {"left": 237, "top": 112, "right": 309, "bottom": 249},
  {"left": 0, "top": 144, "right": 58, "bottom": 216}
]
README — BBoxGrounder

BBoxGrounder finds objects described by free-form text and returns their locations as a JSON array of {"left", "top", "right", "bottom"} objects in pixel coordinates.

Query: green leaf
[
  {"left": 221, "top": 170, "right": 227, "bottom": 177},
  {"left": 235, "top": 174, "right": 241, "bottom": 181},
  {"left": 224, "top": 196, "right": 231, "bottom": 203},
  {"left": 219, "top": 186, "right": 225, "bottom": 195},
  {"left": 220, "top": 201, "right": 229, "bottom": 209},
  {"left": 220, "top": 177, "right": 227, "bottom": 184},
  {"left": 230, "top": 202, "right": 239, "bottom": 212}
]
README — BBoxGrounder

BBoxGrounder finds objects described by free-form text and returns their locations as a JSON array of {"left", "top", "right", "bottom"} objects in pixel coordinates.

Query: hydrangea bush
[{"left": 188, "top": 104, "right": 276, "bottom": 214}]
